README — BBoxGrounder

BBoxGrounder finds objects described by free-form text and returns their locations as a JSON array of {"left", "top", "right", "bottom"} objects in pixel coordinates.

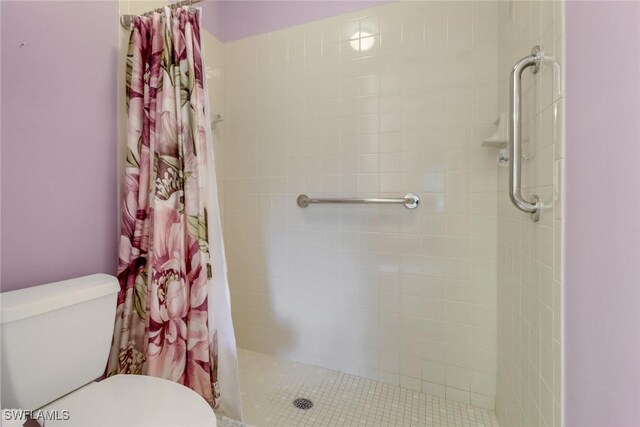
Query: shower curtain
[{"left": 107, "top": 6, "right": 242, "bottom": 420}]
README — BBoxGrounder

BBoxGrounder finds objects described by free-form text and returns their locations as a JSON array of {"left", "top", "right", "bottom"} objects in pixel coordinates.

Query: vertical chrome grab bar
[{"left": 510, "top": 45, "right": 542, "bottom": 222}]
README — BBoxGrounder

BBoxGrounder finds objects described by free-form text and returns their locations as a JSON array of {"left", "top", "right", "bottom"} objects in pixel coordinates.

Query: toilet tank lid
[{"left": 1, "top": 274, "right": 119, "bottom": 324}]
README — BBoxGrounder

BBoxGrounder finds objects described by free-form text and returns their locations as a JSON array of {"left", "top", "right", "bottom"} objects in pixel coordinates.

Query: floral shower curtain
[{"left": 107, "top": 6, "right": 241, "bottom": 419}]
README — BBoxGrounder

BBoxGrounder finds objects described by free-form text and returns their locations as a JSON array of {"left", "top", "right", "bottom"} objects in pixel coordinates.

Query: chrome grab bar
[
  {"left": 297, "top": 193, "right": 420, "bottom": 209},
  {"left": 510, "top": 45, "right": 543, "bottom": 222}
]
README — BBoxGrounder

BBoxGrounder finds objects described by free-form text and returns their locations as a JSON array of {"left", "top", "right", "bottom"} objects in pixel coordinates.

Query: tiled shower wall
[
  {"left": 495, "top": 1, "right": 564, "bottom": 426},
  {"left": 221, "top": 1, "right": 501, "bottom": 408}
]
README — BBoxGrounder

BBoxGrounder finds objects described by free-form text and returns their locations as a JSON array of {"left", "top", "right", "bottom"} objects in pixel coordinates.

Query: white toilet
[{"left": 1, "top": 274, "right": 218, "bottom": 426}]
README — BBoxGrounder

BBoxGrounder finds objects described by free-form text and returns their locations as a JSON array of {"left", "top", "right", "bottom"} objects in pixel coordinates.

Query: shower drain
[{"left": 293, "top": 398, "right": 314, "bottom": 410}]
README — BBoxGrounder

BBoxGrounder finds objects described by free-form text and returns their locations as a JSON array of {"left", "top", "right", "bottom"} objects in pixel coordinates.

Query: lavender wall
[
  {"left": 1, "top": 1, "right": 118, "bottom": 292},
  {"left": 565, "top": 2, "right": 640, "bottom": 425},
  {"left": 201, "top": 0, "right": 226, "bottom": 41},
  {"left": 201, "top": 0, "right": 389, "bottom": 42}
]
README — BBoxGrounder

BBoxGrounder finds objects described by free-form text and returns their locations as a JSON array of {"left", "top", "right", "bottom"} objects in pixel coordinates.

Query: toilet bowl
[
  {"left": 42, "top": 375, "right": 216, "bottom": 426},
  {"left": 1, "top": 274, "right": 217, "bottom": 427}
]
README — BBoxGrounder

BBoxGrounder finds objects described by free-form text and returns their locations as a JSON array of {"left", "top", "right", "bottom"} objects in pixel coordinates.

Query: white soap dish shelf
[{"left": 482, "top": 112, "right": 508, "bottom": 148}]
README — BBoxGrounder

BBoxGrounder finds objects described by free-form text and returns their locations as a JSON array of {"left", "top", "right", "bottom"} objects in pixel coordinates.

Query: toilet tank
[{"left": 1, "top": 274, "right": 119, "bottom": 410}]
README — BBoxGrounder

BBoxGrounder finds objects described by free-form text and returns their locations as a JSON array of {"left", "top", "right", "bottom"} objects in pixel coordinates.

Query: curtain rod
[{"left": 120, "top": 0, "right": 203, "bottom": 29}]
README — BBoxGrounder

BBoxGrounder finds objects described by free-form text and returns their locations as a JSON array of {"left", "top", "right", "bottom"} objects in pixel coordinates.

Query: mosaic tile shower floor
[{"left": 237, "top": 349, "right": 499, "bottom": 427}]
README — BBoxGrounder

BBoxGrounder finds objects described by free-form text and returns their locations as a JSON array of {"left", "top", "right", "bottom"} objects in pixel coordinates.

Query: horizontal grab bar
[{"left": 297, "top": 194, "right": 420, "bottom": 209}]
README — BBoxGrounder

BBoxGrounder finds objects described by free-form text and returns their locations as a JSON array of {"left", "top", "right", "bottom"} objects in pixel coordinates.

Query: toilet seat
[{"left": 42, "top": 374, "right": 218, "bottom": 426}]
